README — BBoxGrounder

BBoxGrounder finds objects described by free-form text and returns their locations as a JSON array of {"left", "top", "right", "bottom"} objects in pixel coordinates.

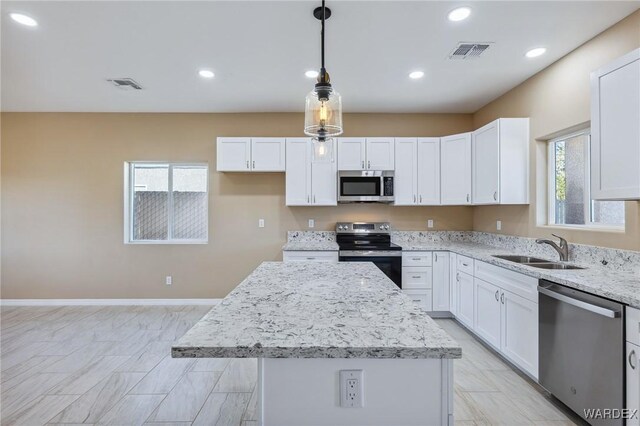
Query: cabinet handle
[
  {"left": 495, "top": 290, "right": 500, "bottom": 301},
  {"left": 306, "top": 257, "right": 316, "bottom": 260},
  {"left": 434, "top": 253, "right": 438, "bottom": 262},
  {"left": 493, "top": 191, "right": 498, "bottom": 201},
  {"left": 307, "top": 195, "right": 310, "bottom": 203},
  {"left": 313, "top": 195, "right": 316, "bottom": 203},
  {"left": 500, "top": 292, "right": 505, "bottom": 304},
  {"left": 246, "top": 160, "right": 250, "bottom": 169},
  {"left": 368, "top": 160, "right": 371, "bottom": 169},
  {"left": 413, "top": 195, "right": 416, "bottom": 203},
  {"left": 412, "top": 276, "right": 421, "bottom": 279},
  {"left": 466, "top": 194, "right": 470, "bottom": 203},
  {"left": 361, "top": 161, "right": 365, "bottom": 169},
  {"left": 413, "top": 257, "right": 421, "bottom": 261},
  {"left": 253, "top": 160, "right": 256, "bottom": 169},
  {"left": 456, "top": 273, "right": 460, "bottom": 282},
  {"left": 630, "top": 350, "right": 637, "bottom": 370},
  {"left": 420, "top": 195, "right": 423, "bottom": 203},
  {"left": 462, "top": 263, "right": 468, "bottom": 267}
]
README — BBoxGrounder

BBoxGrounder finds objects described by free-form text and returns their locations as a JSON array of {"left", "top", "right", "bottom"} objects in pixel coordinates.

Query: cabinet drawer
[
  {"left": 402, "top": 252, "right": 433, "bottom": 267},
  {"left": 456, "top": 255, "right": 474, "bottom": 275},
  {"left": 628, "top": 306, "right": 640, "bottom": 346},
  {"left": 283, "top": 251, "right": 338, "bottom": 263},
  {"left": 403, "top": 289, "right": 433, "bottom": 312},
  {"left": 402, "top": 267, "right": 433, "bottom": 290},
  {"left": 474, "top": 260, "right": 538, "bottom": 303}
]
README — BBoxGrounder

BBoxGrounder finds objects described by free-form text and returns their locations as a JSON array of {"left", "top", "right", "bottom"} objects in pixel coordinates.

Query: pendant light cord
[{"left": 321, "top": 0, "right": 325, "bottom": 71}]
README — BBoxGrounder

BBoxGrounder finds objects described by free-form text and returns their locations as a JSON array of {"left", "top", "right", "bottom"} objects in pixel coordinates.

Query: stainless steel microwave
[{"left": 338, "top": 171, "right": 394, "bottom": 203}]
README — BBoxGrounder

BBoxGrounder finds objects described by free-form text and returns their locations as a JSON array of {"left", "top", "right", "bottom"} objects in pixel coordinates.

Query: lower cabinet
[
  {"left": 501, "top": 290, "right": 538, "bottom": 378},
  {"left": 432, "top": 252, "right": 450, "bottom": 312},
  {"left": 456, "top": 271, "right": 474, "bottom": 329},
  {"left": 474, "top": 278, "right": 501, "bottom": 349},
  {"left": 404, "top": 289, "right": 433, "bottom": 312},
  {"left": 449, "top": 253, "right": 458, "bottom": 316},
  {"left": 282, "top": 251, "right": 339, "bottom": 263},
  {"left": 401, "top": 252, "right": 433, "bottom": 312},
  {"left": 628, "top": 341, "right": 640, "bottom": 426}
]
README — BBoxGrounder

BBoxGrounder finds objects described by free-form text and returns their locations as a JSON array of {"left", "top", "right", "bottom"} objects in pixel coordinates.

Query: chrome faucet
[{"left": 536, "top": 234, "right": 569, "bottom": 261}]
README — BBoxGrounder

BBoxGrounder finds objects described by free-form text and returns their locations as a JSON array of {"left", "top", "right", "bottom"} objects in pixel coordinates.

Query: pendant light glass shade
[
  {"left": 312, "top": 137, "right": 334, "bottom": 163},
  {"left": 304, "top": 87, "right": 343, "bottom": 138}
]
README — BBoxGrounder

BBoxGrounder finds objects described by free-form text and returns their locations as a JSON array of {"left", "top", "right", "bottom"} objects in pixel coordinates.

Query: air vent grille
[
  {"left": 449, "top": 43, "right": 492, "bottom": 60},
  {"left": 107, "top": 78, "right": 143, "bottom": 90}
]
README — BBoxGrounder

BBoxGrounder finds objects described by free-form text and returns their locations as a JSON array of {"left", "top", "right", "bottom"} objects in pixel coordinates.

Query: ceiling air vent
[
  {"left": 449, "top": 43, "right": 492, "bottom": 60},
  {"left": 107, "top": 78, "right": 143, "bottom": 90}
]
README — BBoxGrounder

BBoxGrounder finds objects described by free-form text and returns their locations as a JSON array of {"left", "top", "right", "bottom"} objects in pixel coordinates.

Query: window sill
[
  {"left": 540, "top": 224, "right": 625, "bottom": 233},
  {"left": 125, "top": 240, "right": 208, "bottom": 245}
]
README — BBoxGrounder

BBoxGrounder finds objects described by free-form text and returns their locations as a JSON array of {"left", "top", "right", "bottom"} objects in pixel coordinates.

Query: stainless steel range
[{"left": 336, "top": 222, "right": 402, "bottom": 288}]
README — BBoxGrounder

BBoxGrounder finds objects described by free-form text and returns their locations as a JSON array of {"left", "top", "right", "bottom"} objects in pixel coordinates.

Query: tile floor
[{"left": 0, "top": 305, "right": 580, "bottom": 425}]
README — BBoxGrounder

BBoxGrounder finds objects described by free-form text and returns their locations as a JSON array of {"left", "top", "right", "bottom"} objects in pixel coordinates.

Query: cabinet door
[
  {"left": 628, "top": 341, "right": 640, "bottom": 426},
  {"left": 285, "top": 138, "right": 311, "bottom": 206},
  {"left": 501, "top": 290, "right": 538, "bottom": 378},
  {"left": 311, "top": 139, "right": 338, "bottom": 206},
  {"left": 449, "top": 253, "right": 457, "bottom": 316},
  {"left": 472, "top": 121, "right": 500, "bottom": 205},
  {"left": 337, "top": 138, "right": 366, "bottom": 171},
  {"left": 417, "top": 138, "right": 441, "bottom": 205},
  {"left": 432, "top": 252, "right": 450, "bottom": 311},
  {"left": 251, "top": 138, "right": 286, "bottom": 171},
  {"left": 394, "top": 138, "right": 417, "bottom": 205},
  {"left": 591, "top": 49, "right": 640, "bottom": 200},
  {"left": 366, "top": 138, "right": 395, "bottom": 170},
  {"left": 404, "top": 289, "right": 433, "bottom": 312},
  {"left": 456, "top": 271, "right": 474, "bottom": 330},
  {"left": 441, "top": 133, "right": 472, "bottom": 205},
  {"left": 474, "top": 278, "right": 501, "bottom": 349},
  {"left": 217, "top": 137, "right": 251, "bottom": 171}
]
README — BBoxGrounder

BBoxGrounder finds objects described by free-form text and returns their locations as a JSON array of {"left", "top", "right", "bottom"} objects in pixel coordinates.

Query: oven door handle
[
  {"left": 339, "top": 251, "right": 402, "bottom": 257},
  {"left": 538, "top": 285, "right": 621, "bottom": 318}
]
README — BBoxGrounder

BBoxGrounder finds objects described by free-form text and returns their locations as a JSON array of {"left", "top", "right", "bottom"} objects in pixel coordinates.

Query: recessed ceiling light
[
  {"left": 10, "top": 13, "right": 38, "bottom": 27},
  {"left": 198, "top": 70, "right": 215, "bottom": 79},
  {"left": 525, "top": 47, "right": 547, "bottom": 58},
  {"left": 305, "top": 70, "right": 319, "bottom": 78},
  {"left": 409, "top": 71, "right": 425, "bottom": 79},
  {"left": 448, "top": 7, "right": 471, "bottom": 22}
]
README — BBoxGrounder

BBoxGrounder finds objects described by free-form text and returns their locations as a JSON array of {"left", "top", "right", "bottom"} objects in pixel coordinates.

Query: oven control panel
[{"left": 336, "top": 222, "right": 391, "bottom": 234}]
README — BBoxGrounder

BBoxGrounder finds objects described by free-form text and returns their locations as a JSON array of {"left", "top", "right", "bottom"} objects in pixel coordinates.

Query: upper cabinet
[
  {"left": 441, "top": 133, "right": 472, "bottom": 205},
  {"left": 338, "top": 138, "right": 394, "bottom": 171},
  {"left": 394, "top": 138, "right": 440, "bottom": 205},
  {"left": 472, "top": 118, "right": 529, "bottom": 205},
  {"left": 217, "top": 137, "right": 285, "bottom": 172},
  {"left": 285, "top": 138, "right": 337, "bottom": 206},
  {"left": 591, "top": 48, "right": 640, "bottom": 200}
]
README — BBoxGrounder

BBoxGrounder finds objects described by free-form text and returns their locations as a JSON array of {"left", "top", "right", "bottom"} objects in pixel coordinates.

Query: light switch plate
[
  {"left": 427, "top": 219, "right": 434, "bottom": 228},
  {"left": 165, "top": 276, "right": 172, "bottom": 285},
  {"left": 496, "top": 220, "right": 502, "bottom": 231},
  {"left": 258, "top": 219, "right": 265, "bottom": 228},
  {"left": 308, "top": 219, "right": 315, "bottom": 228}
]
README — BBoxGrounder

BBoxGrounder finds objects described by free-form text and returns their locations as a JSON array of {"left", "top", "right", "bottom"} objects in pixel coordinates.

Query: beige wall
[
  {"left": 472, "top": 10, "right": 640, "bottom": 251},
  {"left": 1, "top": 112, "right": 474, "bottom": 298}
]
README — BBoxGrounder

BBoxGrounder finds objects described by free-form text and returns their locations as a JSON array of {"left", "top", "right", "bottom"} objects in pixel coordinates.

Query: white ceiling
[{"left": 2, "top": 1, "right": 639, "bottom": 113}]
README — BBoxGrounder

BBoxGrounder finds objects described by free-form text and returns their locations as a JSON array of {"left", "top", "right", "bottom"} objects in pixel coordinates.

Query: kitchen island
[{"left": 172, "top": 261, "right": 461, "bottom": 426}]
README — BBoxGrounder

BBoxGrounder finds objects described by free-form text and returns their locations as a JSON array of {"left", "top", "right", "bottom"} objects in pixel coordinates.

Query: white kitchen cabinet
[
  {"left": 417, "top": 138, "right": 441, "bottom": 205},
  {"left": 402, "top": 266, "right": 433, "bottom": 290},
  {"left": 449, "top": 253, "right": 457, "bottom": 317},
  {"left": 456, "top": 271, "right": 474, "bottom": 329},
  {"left": 285, "top": 138, "right": 337, "bottom": 206},
  {"left": 394, "top": 138, "right": 418, "bottom": 205},
  {"left": 283, "top": 251, "right": 339, "bottom": 263},
  {"left": 441, "top": 133, "right": 472, "bottom": 205},
  {"left": 251, "top": 138, "right": 286, "bottom": 171},
  {"left": 432, "top": 252, "right": 450, "bottom": 312},
  {"left": 591, "top": 48, "right": 640, "bottom": 200},
  {"left": 627, "top": 341, "right": 640, "bottom": 426},
  {"left": 338, "top": 138, "right": 394, "bottom": 171},
  {"left": 366, "top": 138, "right": 395, "bottom": 170},
  {"left": 404, "top": 289, "right": 433, "bottom": 312},
  {"left": 472, "top": 118, "right": 529, "bottom": 205},
  {"left": 217, "top": 137, "right": 285, "bottom": 172},
  {"left": 501, "top": 289, "right": 538, "bottom": 378},
  {"left": 337, "top": 138, "right": 366, "bottom": 170},
  {"left": 473, "top": 278, "right": 501, "bottom": 350},
  {"left": 217, "top": 137, "right": 252, "bottom": 171}
]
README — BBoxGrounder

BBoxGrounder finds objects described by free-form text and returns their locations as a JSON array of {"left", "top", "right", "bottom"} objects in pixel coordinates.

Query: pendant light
[{"left": 304, "top": 0, "right": 343, "bottom": 163}]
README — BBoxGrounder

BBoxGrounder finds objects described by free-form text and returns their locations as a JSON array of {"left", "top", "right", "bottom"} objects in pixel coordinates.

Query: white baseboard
[{"left": 0, "top": 298, "right": 221, "bottom": 306}]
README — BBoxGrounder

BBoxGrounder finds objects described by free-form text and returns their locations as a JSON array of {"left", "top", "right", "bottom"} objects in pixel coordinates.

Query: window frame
[
  {"left": 546, "top": 130, "right": 624, "bottom": 230},
  {"left": 124, "top": 161, "right": 209, "bottom": 244}
]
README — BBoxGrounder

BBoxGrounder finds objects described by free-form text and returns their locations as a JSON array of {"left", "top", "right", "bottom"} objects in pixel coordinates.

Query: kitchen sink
[
  {"left": 526, "top": 263, "right": 585, "bottom": 270},
  {"left": 492, "top": 255, "right": 550, "bottom": 263}
]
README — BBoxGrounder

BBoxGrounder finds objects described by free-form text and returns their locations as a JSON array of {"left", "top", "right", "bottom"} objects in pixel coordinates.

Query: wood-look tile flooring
[{"left": 0, "top": 306, "right": 579, "bottom": 425}]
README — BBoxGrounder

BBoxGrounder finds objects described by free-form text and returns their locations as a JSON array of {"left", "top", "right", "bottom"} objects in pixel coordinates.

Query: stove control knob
[
  {"left": 379, "top": 225, "right": 384, "bottom": 230},
  {"left": 384, "top": 225, "right": 390, "bottom": 230}
]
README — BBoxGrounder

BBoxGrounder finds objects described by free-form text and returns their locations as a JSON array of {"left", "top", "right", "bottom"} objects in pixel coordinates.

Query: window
[
  {"left": 125, "top": 163, "right": 208, "bottom": 243},
  {"left": 547, "top": 130, "right": 624, "bottom": 228}
]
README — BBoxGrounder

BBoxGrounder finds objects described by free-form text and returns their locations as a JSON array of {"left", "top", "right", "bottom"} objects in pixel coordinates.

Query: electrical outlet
[
  {"left": 258, "top": 219, "right": 265, "bottom": 228},
  {"left": 427, "top": 219, "right": 434, "bottom": 228},
  {"left": 340, "top": 370, "right": 363, "bottom": 408},
  {"left": 165, "top": 276, "right": 172, "bottom": 285},
  {"left": 496, "top": 220, "right": 502, "bottom": 231},
  {"left": 308, "top": 219, "right": 315, "bottom": 228}
]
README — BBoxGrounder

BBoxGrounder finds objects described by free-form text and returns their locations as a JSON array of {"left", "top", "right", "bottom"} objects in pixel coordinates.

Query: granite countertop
[
  {"left": 282, "top": 241, "right": 339, "bottom": 251},
  {"left": 172, "top": 262, "right": 461, "bottom": 359},
  {"left": 397, "top": 240, "right": 640, "bottom": 309}
]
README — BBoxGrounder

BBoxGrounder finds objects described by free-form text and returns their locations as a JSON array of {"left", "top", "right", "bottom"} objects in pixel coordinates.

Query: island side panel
[{"left": 258, "top": 357, "right": 452, "bottom": 426}]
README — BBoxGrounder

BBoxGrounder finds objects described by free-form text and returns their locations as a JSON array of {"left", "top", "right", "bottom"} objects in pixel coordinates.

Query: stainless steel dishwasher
[{"left": 538, "top": 280, "right": 624, "bottom": 425}]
